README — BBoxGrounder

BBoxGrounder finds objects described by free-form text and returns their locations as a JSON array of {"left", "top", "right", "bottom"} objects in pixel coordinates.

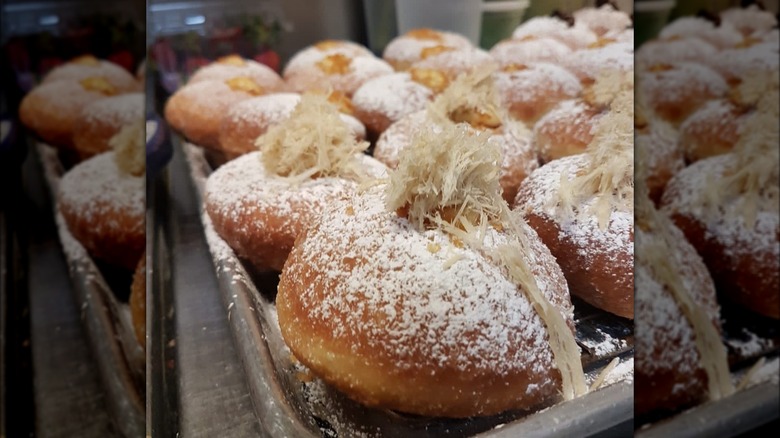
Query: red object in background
[
  {"left": 108, "top": 50, "right": 135, "bottom": 72},
  {"left": 254, "top": 50, "right": 280, "bottom": 73},
  {"left": 184, "top": 56, "right": 210, "bottom": 75},
  {"left": 151, "top": 40, "right": 178, "bottom": 72},
  {"left": 39, "top": 57, "right": 64, "bottom": 77},
  {"left": 4, "top": 40, "right": 30, "bottom": 71}
]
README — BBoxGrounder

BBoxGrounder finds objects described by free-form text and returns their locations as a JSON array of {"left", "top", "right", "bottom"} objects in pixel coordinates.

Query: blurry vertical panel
[
  {"left": 1, "top": 0, "right": 146, "bottom": 436},
  {"left": 635, "top": 0, "right": 779, "bottom": 435}
]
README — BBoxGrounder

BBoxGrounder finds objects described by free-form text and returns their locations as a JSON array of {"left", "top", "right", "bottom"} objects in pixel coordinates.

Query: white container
[{"left": 395, "top": 0, "right": 483, "bottom": 45}]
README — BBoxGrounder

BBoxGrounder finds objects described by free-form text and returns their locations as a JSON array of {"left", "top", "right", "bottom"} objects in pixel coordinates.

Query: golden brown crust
[
  {"left": 523, "top": 213, "right": 634, "bottom": 318},
  {"left": 72, "top": 93, "right": 144, "bottom": 159},
  {"left": 164, "top": 80, "right": 255, "bottom": 150},
  {"left": 277, "top": 188, "right": 572, "bottom": 417}
]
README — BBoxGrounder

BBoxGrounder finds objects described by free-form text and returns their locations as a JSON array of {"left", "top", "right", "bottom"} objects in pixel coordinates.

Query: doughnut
[
  {"left": 283, "top": 51, "right": 393, "bottom": 97},
  {"left": 382, "top": 28, "right": 472, "bottom": 71},
  {"left": 658, "top": 17, "right": 743, "bottom": 49},
  {"left": 72, "top": 92, "right": 145, "bottom": 159},
  {"left": 409, "top": 47, "right": 495, "bottom": 80},
  {"left": 636, "top": 38, "right": 717, "bottom": 71},
  {"left": 164, "top": 77, "right": 265, "bottom": 150},
  {"left": 533, "top": 99, "right": 603, "bottom": 163},
  {"left": 283, "top": 40, "right": 373, "bottom": 77},
  {"left": 58, "top": 149, "right": 145, "bottom": 271},
  {"left": 660, "top": 153, "right": 779, "bottom": 319},
  {"left": 638, "top": 63, "right": 728, "bottom": 126},
  {"left": 217, "top": 92, "right": 367, "bottom": 159},
  {"left": 351, "top": 72, "right": 434, "bottom": 136},
  {"left": 130, "top": 255, "right": 146, "bottom": 348},
  {"left": 514, "top": 155, "right": 634, "bottom": 319},
  {"left": 572, "top": 4, "right": 632, "bottom": 36},
  {"left": 42, "top": 55, "right": 140, "bottom": 91},
  {"left": 678, "top": 99, "right": 743, "bottom": 163},
  {"left": 377, "top": 110, "right": 536, "bottom": 204},
  {"left": 277, "top": 123, "right": 584, "bottom": 417},
  {"left": 706, "top": 43, "right": 779, "bottom": 85},
  {"left": 493, "top": 63, "right": 582, "bottom": 124},
  {"left": 20, "top": 77, "right": 135, "bottom": 149},
  {"left": 634, "top": 212, "right": 724, "bottom": 416},
  {"left": 205, "top": 95, "right": 386, "bottom": 272},
  {"left": 511, "top": 16, "right": 598, "bottom": 50},
  {"left": 188, "top": 55, "right": 284, "bottom": 91},
  {"left": 489, "top": 37, "right": 572, "bottom": 70},
  {"left": 516, "top": 89, "right": 634, "bottom": 318},
  {"left": 635, "top": 113, "right": 683, "bottom": 204},
  {"left": 560, "top": 41, "right": 633, "bottom": 85},
  {"left": 720, "top": 5, "right": 778, "bottom": 37}
]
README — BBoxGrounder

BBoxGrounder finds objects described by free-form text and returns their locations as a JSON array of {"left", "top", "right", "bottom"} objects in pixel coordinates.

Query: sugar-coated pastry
[
  {"left": 634, "top": 210, "right": 726, "bottom": 416},
  {"left": 573, "top": 4, "right": 632, "bottom": 36},
  {"left": 661, "top": 153, "right": 779, "bottom": 319},
  {"left": 635, "top": 112, "right": 682, "bottom": 204},
  {"left": 511, "top": 16, "right": 598, "bottom": 50},
  {"left": 284, "top": 52, "right": 393, "bottom": 97},
  {"left": 489, "top": 37, "right": 572, "bottom": 70},
  {"left": 679, "top": 99, "right": 743, "bottom": 163},
  {"left": 352, "top": 73, "right": 434, "bottom": 136},
  {"left": 73, "top": 93, "right": 144, "bottom": 159},
  {"left": 516, "top": 91, "right": 634, "bottom": 319},
  {"left": 188, "top": 55, "right": 284, "bottom": 91},
  {"left": 205, "top": 95, "right": 386, "bottom": 272},
  {"left": 636, "top": 38, "right": 717, "bottom": 71},
  {"left": 20, "top": 77, "right": 137, "bottom": 149},
  {"left": 410, "top": 47, "right": 495, "bottom": 80},
  {"left": 283, "top": 40, "right": 374, "bottom": 77},
  {"left": 658, "top": 17, "right": 743, "bottom": 49},
  {"left": 217, "top": 92, "right": 366, "bottom": 158},
  {"left": 638, "top": 63, "right": 728, "bottom": 125},
  {"left": 561, "top": 41, "right": 633, "bottom": 85},
  {"left": 720, "top": 5, "right": 778, "bottom": 37},
  {"left": 533, "top": 99, "right": 603, "bottom": 163},
  {"left": 58, "top": 122, "right": 145, "bottom": 270},
  {"left": 164, "top": 77, "right": 266, "bottom": 150},
  {"left": 42, "top": 55, "right": 140, "bottom": 91},
  {"left": 706, "top": 43, "right": 779, "bottom": 84},
  {"left": 493, "top": 63, "right": 582, "bottom": 124},
  {"left": 278, "top": 123, "right": 586, "bottom": 417},
  {"left": 374, "top": 70, "right": 538, "bottom": 203},
  {"left": 382, "top": 28, "right": 472, "bottom": 70}
]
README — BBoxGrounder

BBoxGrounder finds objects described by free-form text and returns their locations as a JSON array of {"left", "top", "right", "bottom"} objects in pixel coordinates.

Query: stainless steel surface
[
  {"left": 34, "top": 142, "right": 145, "bottom": 437},
  {"left": 150, "top": 138, "right": 260, "bottom": 437},
  {"left": 22, "top": 143, "right": 114, "bottom": 438},
  {"left": 180, "top": 140, "right": 635, "bottom": 437},
  {"left": 636, "top": 381, "right": 779, "bottom": 438}
]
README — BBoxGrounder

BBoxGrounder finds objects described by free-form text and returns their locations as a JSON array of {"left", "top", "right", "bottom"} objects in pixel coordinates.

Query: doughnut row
[{"left": 634, "top": 4, "right": 779, "bottom": 417}]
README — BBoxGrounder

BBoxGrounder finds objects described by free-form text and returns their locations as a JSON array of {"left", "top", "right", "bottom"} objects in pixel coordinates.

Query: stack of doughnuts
[{"left": 20, "top": 55, "right": 142, "bottom": 152}]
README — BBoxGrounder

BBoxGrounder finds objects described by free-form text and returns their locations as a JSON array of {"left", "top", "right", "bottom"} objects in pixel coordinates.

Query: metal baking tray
[
  {"left": 34, "top": 141, "right": 146, "bottom": 438},
  {"left": 179, "top": 139, "right": 635, "bottom": 437}
]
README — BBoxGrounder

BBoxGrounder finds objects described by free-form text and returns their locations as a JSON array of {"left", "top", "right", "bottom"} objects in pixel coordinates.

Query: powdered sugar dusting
[
  {"left": 283, "top": 184, "right": 572, "bottom": 379},
  {"left": 58, "top": 152, "right": 145, "bottom": 228},
  {"left": 489, "top": 38, "right": 572, "bottom": 69},
  {"left": 352, "top": 73, "right": 433, "bottom": 127}
]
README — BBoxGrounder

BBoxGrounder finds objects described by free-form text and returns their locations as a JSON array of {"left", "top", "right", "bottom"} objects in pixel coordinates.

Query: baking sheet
[
  {"left": 35, "top": 142, "right": 145, "bottom": 438},
  {"left": 181, "top": 139, "right": 636, "bottom": 437}
]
